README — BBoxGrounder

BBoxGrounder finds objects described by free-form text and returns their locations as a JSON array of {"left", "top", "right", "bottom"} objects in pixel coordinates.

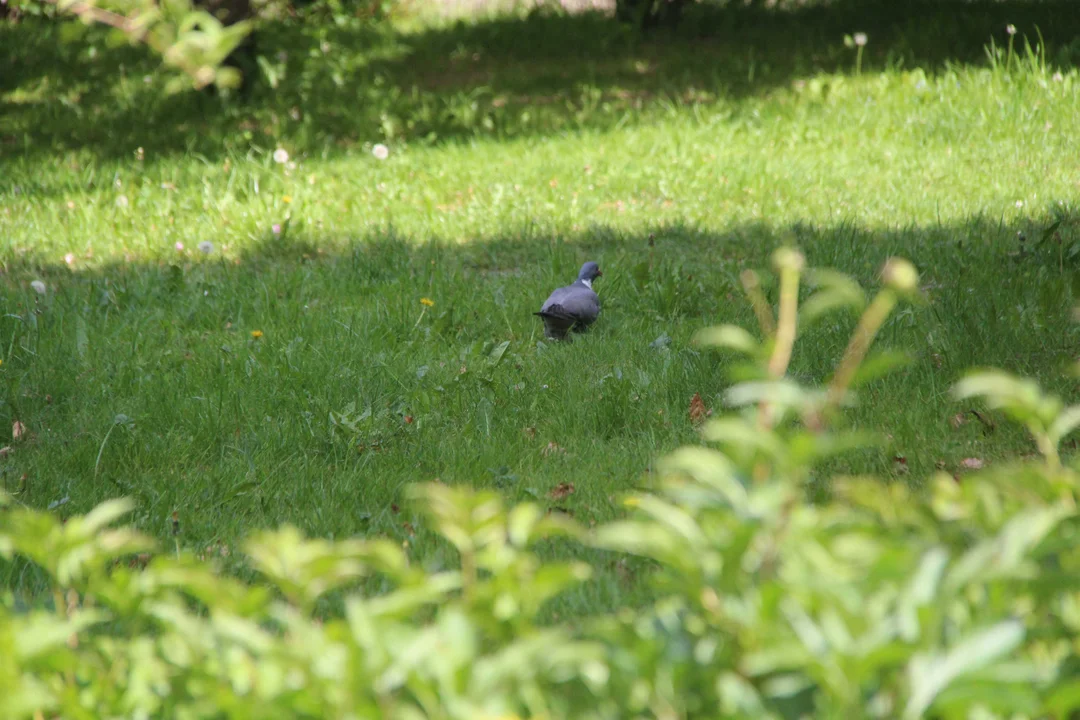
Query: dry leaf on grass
[
  {"left": 893, "top": 455, "right": 908, "bottom": 475},
  {"left": 960, "top": 457, "right": 985, "bottom": 470},
  {"left": 949, "top": 413, "right": 967, "bottom": 428},
  {"left": 549, "top": 482, "right": 575, "bottom": 501},
  {"left": 689, "top": 393, "right": 708, "bottom": 426},
  {"left": 12, "top": 421, "right": 25, "bottom": 441},
  {"left": 541, "top": 441, "right": 566, "bottom": 457},
  {"left": 0, "top": 446, "right": 11, "bottom": 459}
]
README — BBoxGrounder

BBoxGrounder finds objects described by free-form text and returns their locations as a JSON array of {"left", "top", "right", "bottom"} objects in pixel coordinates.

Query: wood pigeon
[{"left": 535, "top": 261, "right": 602, "bottom": 340}]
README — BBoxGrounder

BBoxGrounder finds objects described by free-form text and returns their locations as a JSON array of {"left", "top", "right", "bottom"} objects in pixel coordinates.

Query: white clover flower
[
  {"left": 175, "top": 242, "right": 184, "bottom": 251},
  {"left": 372, "top": 144, "right": 389, "bottom": 160},
  {"left": 198, "top": 241, "right": 214, "bottom": 254},
  {"left": 64, "top": 253, "right": 75, "bottom": 266},
  {"left": 273, "top": 148, "right": 289, "bottom": 164},
  {"left": 116, "top": 195, "right": 129, "bottom": 208},
  {"left": 853, "top": 32, "right": 867, "bottom": 47},
  {"left": 1006, "top": 24, "right": 1016, "bottom": 36},
  {"left": 31, "top": 280, "right": 46, "bottom": 295}
]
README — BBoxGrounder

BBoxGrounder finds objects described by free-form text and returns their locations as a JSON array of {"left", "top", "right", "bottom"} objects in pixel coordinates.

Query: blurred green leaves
[{"left": 18, "top": 0, "right": 253, "bottom": 91}]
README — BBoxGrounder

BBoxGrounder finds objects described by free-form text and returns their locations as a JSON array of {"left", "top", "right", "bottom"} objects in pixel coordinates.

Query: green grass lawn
[{"left": 2, "top": 0, "right": 1080, "bottom": 607}]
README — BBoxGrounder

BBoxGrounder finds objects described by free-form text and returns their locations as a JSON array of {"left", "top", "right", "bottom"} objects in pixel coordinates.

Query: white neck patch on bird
[{"left": 580, "top": 279, "right": 593, "bottom": 289}]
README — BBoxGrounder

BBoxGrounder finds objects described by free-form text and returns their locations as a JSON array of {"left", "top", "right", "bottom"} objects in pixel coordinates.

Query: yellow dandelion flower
[
  {"left": 420, "top": 297, "right": 435, "bottom": 307},
  {"left": 251, "top": 330, "right": 264, "bottom": 339},
  {"left": 283, "top": 195, "right": 293, "bottom": 204}
]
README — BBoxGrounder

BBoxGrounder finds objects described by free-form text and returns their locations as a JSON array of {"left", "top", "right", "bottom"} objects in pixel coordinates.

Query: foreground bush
[{"left": 4, "top": 249, "right": 1080, "bottom": 719}]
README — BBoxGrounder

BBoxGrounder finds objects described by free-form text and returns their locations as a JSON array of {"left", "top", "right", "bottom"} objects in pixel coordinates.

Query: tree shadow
[{"left": 3, "top": 0, "right": 1080, "bottom": 164}]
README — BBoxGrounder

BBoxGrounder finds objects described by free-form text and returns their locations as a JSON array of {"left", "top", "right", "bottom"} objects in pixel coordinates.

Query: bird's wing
[
  {"left": 540, "top": 284, "right": 599, "bottom": 322},
  {"left": 540, "top": 285, "right": 573, "bottom": 312}
]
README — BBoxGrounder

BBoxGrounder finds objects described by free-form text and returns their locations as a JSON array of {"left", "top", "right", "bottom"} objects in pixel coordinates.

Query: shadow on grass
[
  {"left": 3, "top": 212, "right": 1079, "bottom": 607},
  {"left": 3, "top": 0, "right": 1080, "bottom": 164},
  {"left": 4, "top": 212, "right": 1078, "bottom": 459}
]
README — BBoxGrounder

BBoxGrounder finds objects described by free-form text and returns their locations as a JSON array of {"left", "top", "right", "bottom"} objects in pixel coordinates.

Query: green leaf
[
  {"left": 214, "top": 66, "right": 243, "bottom": 90},
  {"left": 0, "top": 676, "right": 58, "bottom": 718},
  {"left": 692, "top": 324, "right": 759, "bottom": 355},
  {"left": 592, "top": 521, "right": 684, "bottom": 565},
  {"left": 57, "top": 20, "right": 90, "bottom": 43},
  {"left": 933, "top": 679, "right": 1040, "bottom": 715},
  {"left": 1045, "top": 679, "right": 1080, "bottom": 716},
  {"left": 15, "top": 610, "right": 108, "bottom": 660},
  {"left": 78, "top": 497, "right": 136, "bottom": 537},
  {"left": 634, "top": 495, "right": 707, "bottom": 548},
  {"left": 788, "top": 428, "right": 883, "bottom": 465},
  {"left": 701, "top": 417, "right": 784, "bottom": 459},
  {"left": 781, "top": 598, "right": 828, "bottom": 655},
  {"left": 211, "top": 613, "right": 275, "bottom": 655},
  {"left": 952, "top": 370, "right": 1060, "bottom": 426},
  {"left": 953, "top": 370, "right": 1042, "bottom": 406},
  {"left": 1049, "top": 404, "right": 1080, "bottom": 444},
  {"left": 906, "top": 546, "right": 948, "bottom": 606},
  {"left": 898, "top": 547, "right": 948, "bottom": 641},
  {"left": 904, "top": 620, "right": 1025, "bottom": 719},
  {"left": 717, "top": 671, "right": 768, "bottom": 715},
  {"left": 725, "top": 379, "right": 812, "bottom": 410},
  {"left": 487, "top": 340, "right": 511, "bottom": 366},
  {"left": 506, "top": 503, "right": 542, "bottom": 547},
  {"left": 801, "top": 269, "right": 867, "bottom": 324},
  {"left": 526, "top": 562, "right": 592, "bottom": 607},
  {"left": 364, "top": 573, "right": 461, "bottom": 618},
  {"left": 850, "top": 349, "right": 911, "bottom": 388},
  {"left": 945, "top": 506, "right": 1067, "bottom": 590},
  {"left": 659, "top": 446, "right": 748, "bottom": 511}
]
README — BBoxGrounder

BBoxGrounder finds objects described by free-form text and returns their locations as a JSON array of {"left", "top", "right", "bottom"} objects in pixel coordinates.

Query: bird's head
[{"left": 577, "top": 261, "right": 603, "bottom": 285}]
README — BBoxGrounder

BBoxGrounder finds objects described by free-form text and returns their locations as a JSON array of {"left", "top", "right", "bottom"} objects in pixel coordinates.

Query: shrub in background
[{"left": 3, "top": 0, "right": 394, "bottom": 93}]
